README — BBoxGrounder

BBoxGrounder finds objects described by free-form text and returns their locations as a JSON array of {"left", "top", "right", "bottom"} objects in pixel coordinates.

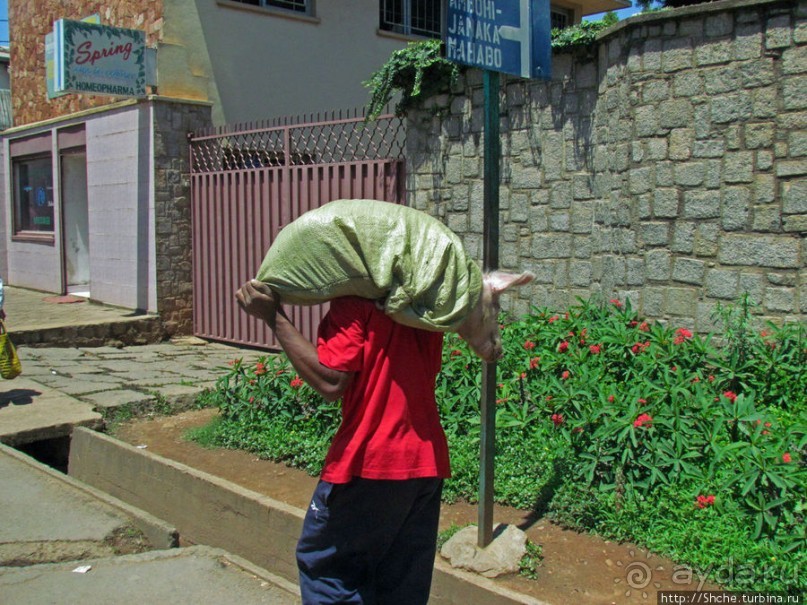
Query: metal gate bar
[{"left": 190, "top": 112, "right": 405, "bottom": 349}]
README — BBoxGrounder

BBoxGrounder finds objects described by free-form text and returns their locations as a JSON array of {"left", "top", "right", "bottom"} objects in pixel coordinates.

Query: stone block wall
[
  {"left": 152, "top": 98, "right": 212, "bottom": 336},
  {"left": 407, "top": 0, "right": 806, "bottom": 331},
  {"left": 8, "top": 0, "right": 164, "bottom": 127}
]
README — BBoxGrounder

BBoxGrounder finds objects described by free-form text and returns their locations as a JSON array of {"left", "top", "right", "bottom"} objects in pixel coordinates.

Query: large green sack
[{"left": 255, "top": 199, "right": 483, "bottom": 332}]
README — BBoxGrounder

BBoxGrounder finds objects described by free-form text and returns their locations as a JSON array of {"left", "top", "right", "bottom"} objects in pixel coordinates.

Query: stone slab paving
[
  {"left": 1, "top": 332, "right": 268, "bottom": 446},
  {"left": 14, "top": 340, "right": 266, "bottom": 422},
  {"left": 0, "top": 378, "right": 103, "bottom": 446}
]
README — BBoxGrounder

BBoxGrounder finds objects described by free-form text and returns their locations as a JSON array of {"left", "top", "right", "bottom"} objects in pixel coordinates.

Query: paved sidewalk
[
  {"left": 0, "top": 443, "right": 300, "bottom": 604},
  {"left": 4, "top": 286, "right": 145, "bottom": 333},
  {"left": 0, "top": 287, "right": 299, "bottom": 604},
  {"left": 1, "top": 339, "right": 266, "bottom": 445}
]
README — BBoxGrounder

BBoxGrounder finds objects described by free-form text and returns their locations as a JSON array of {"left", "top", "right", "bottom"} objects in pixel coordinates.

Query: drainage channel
[
  {"left": 14, "top": 435, "right": 72, "bottom": 473},
  {"left": 1, "top": 434, "right": 304, "bottom": 605}
]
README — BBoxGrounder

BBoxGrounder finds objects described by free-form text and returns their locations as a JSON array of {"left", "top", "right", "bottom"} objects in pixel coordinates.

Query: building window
[
  {"left": 550, "top": 6, "right": 573, "bottom": 30},
  {"left": 228, "top": 0, "right": 311, "bottom": 14},
  {"left": 380, "top": 0, "right": 442, "bottom": 38},
  {"left": 13, "top": 154, "right": 54, "bottom": 235}
]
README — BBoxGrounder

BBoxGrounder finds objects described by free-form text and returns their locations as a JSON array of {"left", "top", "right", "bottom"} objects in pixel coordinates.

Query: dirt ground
[{"left": 114, "top": 408, "right": 715, "bottom": 605}]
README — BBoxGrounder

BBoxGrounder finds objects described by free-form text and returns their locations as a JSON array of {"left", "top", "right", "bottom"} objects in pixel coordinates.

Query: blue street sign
[{"left": 445, "top": 0, "right": 552, "bottom": 80}]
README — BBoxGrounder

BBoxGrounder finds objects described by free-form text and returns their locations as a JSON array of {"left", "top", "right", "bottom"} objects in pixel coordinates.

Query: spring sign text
[{"left": 52, "top": 19, "right": 146, "bottom": 98}]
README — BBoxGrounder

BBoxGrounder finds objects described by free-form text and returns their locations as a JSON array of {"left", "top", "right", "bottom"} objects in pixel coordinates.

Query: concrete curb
[
  {"left": 13, "top": 316, "right": 165, "bottom": 348},
  {"left": 69, "top": 427, "right": 305, "bottom": 583},
  {"left": 1, "top": 442, "right": 178, "bottom": 550},
  {"left": 69, "top": 427, "right": 550, "bottom": 605}
]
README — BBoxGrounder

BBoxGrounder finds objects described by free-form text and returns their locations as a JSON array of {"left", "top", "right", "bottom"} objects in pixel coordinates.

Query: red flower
[
  {"left": 673, "top": 328, "right": 693, "bottom": 345},
  {"left": 695, "top": 494, "right": 716, "bottom": 509},
  {"left": 572, "top": 426, "right": 584, "bottom": 434},
  {"left": 450, "top": 349, "right": 463, "bottom": 357},
  {"left": 529, "top": 357, "right": 540, "bottom": 370},
  {"left": 520, "top": 372, "right": 527, "bottom": 380},
  {"left": 589, "top": 344, "right": 601, "bottom": 354},
  {"left": 523, "top": 340, "right": 536, "bottom": 351},
  {"left": 561, "top": 370, "right": 570, "bottom": 380},
  {"left": 229, "top": 358, "right": 242, "bottom": 367},
  {"left": 708, "top": 375, "right": 715, "bottom": 382},
  {"left": 558, "top": 341, "right": 569, "bottom": 353},
  {"left": 631, "top": 341, "right": 650, "bottom": 355},
  {"left": 551, "top": 413, "right": 565, "bottom": 427},
  {"left": 633, "top": 413, "right": 653, "bottom": 428},
  {"left": 692, "top": 376, "right": 700, "bottom": 383},
  {"left": 639, "top": 321, "right": 650, "bottom": 332},
  {"left": 254, "top": 362, "right": 267, "bottom": 376},
  {"left": 783, "top": 452, "right": 792, "bottom": 463},
  {"left": 723, "top": 391, "right": 738, "bottom": 403},
  {"left": 548, "top": 315, "right": 560, "bottom": 323},
  {"left": 249, "top": 396, "right": 255, "bottom": 404},
  {"left": 608, "top": 395, "right": 615, "bottom": 403},
  {"left": 290, "top": 376, "right": 304, "bottom": 389},
  {"left": 638, "top": 398, "right": 647, "bottom": 405},
  {"left": 610, "top": 298, "right": 623, "bottom": 308}
]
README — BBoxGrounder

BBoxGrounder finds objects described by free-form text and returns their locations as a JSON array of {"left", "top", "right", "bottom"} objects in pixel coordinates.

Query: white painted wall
[
  {"left": 85, "top": 105, "right": 154, "bottom": 311},
  {"left": 161, "top": 0, "right": 411, "bottom": 125}
]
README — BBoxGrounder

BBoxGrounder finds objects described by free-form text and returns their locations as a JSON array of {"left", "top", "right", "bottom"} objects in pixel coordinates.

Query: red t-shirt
[{"left": 316, "top": 297, "right": 451, "bottom": 484}]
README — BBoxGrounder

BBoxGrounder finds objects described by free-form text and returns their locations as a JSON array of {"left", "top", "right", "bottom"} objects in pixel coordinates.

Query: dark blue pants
[{"left": 296, "top": 477, "right": 443, "bottom": 605}]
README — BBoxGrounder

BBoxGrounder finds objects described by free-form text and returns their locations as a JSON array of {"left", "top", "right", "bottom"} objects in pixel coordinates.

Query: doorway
[{"left": 60, "top": 151, "right": 90, "bottom": 297}]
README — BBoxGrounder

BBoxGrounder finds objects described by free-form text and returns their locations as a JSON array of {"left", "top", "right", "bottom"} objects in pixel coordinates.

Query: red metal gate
[{"left": 189, "top": 110, "right": 406, "bottom": 349}]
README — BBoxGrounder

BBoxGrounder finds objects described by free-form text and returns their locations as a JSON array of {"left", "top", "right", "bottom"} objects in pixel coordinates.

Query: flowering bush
[
  {"left": 196, "top": 296, "right": 806, "bottom": 592},
  {"left": 200, "top": 355, "right": 340, "bottom": 475},
  {"left": 488, "top": 297, "right": 805, "bottom": 592}
]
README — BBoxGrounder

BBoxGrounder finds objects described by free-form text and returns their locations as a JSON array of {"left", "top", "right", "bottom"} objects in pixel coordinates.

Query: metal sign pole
[
  {"left": 478, "top": 68, "right": 500, "bottom": 549},
  {"left": 443, "top": 0, "right": 550, "bottom": 551}
]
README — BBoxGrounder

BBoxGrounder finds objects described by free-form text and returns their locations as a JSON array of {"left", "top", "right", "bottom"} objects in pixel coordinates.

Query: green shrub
[
  {"left": 364, "top": 39, "right": 459, "bottom": 119},
  {"left": 551, "top": 13, "right": 619, "bottom": 52},
  {"left": 198, "top": 355, "right": 339, "bottom": 475},
  {"left": 193, "top": 296, "right": 805, "bottom": 592}
]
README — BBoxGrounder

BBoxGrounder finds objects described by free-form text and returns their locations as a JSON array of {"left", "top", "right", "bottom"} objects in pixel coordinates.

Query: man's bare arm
[{"left": 235, "top": 280, "right": 352, "bottom": 401}]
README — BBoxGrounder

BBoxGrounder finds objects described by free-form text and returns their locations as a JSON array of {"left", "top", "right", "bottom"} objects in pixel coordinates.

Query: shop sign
[{"left": 49, "top": 19, "right": 146, "bottom": 99}]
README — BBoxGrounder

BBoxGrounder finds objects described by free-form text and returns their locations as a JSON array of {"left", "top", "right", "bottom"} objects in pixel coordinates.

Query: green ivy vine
[
  {"left": 363, "top": 38, "right": 460, "bottom": 120},
  {"left": 363, "top": 13, "right": 621, "bottom": 120}
]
